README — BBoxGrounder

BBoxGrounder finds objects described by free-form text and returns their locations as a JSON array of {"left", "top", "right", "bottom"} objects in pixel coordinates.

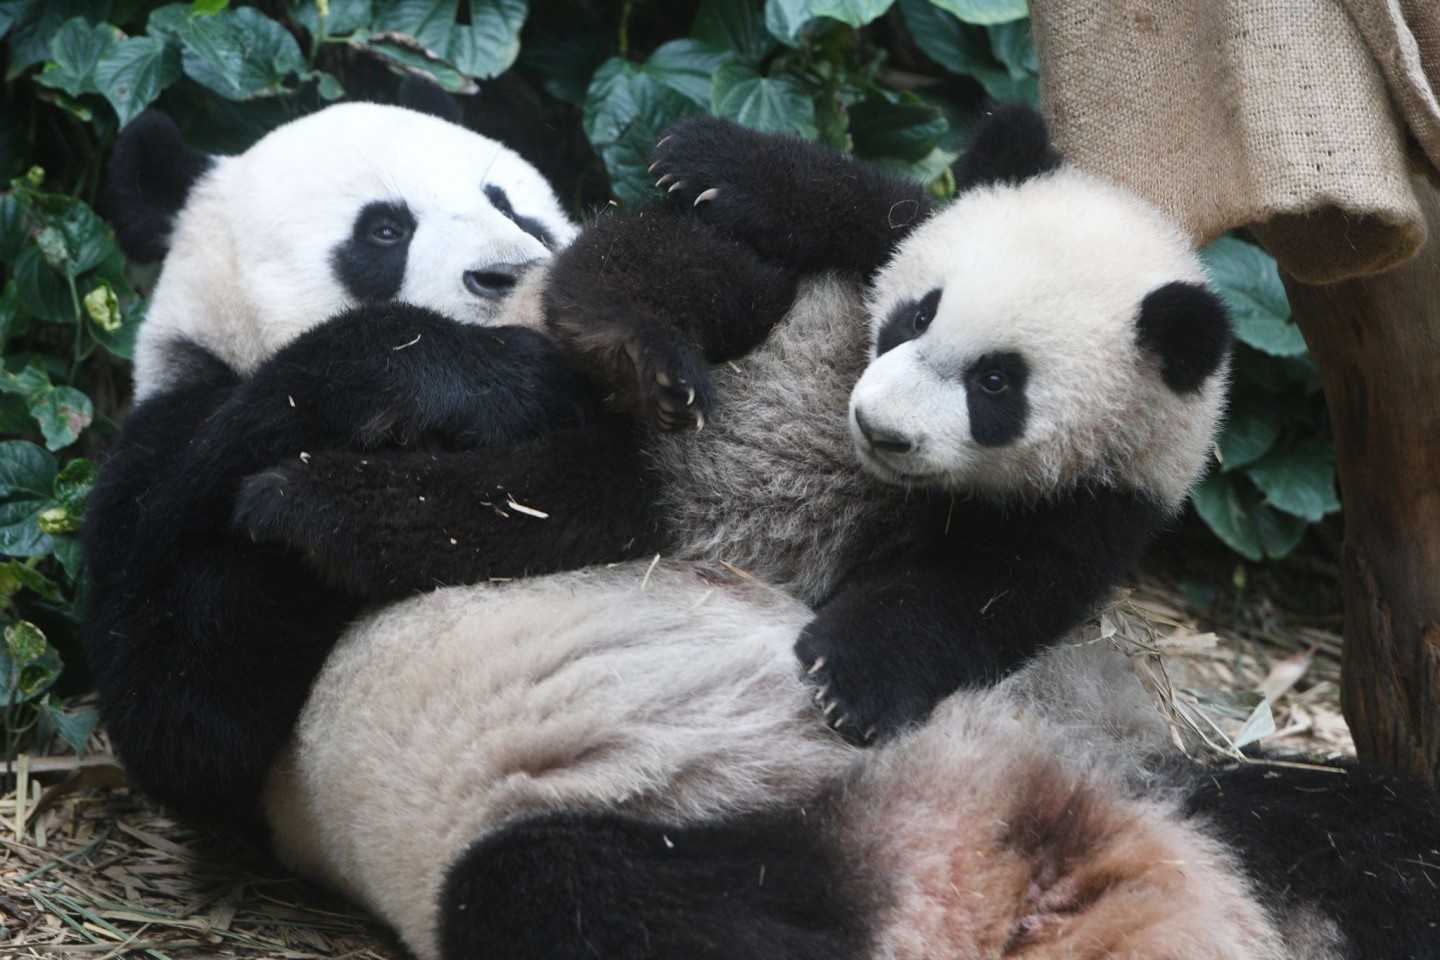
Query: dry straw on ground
[{"left": 1, "top": 587, "right": 1351, "bottom": 958}]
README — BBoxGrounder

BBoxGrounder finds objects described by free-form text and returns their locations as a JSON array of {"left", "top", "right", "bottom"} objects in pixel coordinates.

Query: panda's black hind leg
[
  {"left": 545, "top": 203, "right": 798, "bottom": 432},
  {"left": 438, "top": 809, "right": 868, "bottom": 960},
  {"left": 650, "top": 115, "right": 931, "bottom": 277}
]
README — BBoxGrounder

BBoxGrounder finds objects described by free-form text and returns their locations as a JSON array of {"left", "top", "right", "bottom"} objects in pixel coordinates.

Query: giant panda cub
[{"left": 234, "top": 107, "right": 1232, "bottom": 742}]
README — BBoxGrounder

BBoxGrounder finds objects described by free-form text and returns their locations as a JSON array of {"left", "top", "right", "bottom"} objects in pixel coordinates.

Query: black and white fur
[
  {"left": 88, "top": 99, "right": 1440, "bottom": 959},
  {"left": 237, "top": 108, "right": 1232, "bottom": 741},
  {"left": 84, "top": 87, "right": 610, "bottom": 832},
  {"left": 265, "top": 561, "right": 1440, "bottom": 960}
]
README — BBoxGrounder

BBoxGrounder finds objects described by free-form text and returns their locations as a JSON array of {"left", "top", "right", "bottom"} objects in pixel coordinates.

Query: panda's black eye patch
[
  {"left": 484, "top": 184, "right": 555, "bottom": 248},
  {"left": 876, "top": 288, "right": 942, "bottom": 356},
  {"left": 332, "top": 201, "right": 416, "bottom": 302},
  {"left": 965, "top": 351, "right": 1029, "bottom": 447}
]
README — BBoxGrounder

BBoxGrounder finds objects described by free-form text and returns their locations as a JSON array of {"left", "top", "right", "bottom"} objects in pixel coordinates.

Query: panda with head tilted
[
  {"left": 229, "top": 113, "right": 1434, "bottom": 958},
  {"left": 84, "top": 78, "right": 611, "bottom": 833},
  {"left": 231, "top": 106, "right": 1232, "bottom": 744}
]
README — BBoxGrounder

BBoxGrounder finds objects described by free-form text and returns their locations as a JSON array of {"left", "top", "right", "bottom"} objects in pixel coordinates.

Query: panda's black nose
[
  {"left": 854, "top": 408, "right": 915, "bottom": 455},
  {"left": 464, "top": 261, "right": 536, "bottom": 299}
]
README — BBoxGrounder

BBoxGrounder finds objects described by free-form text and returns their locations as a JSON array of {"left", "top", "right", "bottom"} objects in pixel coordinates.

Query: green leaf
[
  {"left": 647, "top": 38, "right": 734, "bottom": 110},
  {"left": 53, "top": 459, "right": 96, "bottom": 516},
  {"left": 149, "top": 4, "right": 308, "bottom": 101},
  {"left": 1246, "top": 440, "right": 1340, "bottom": 522},
  {"left": 13, "top": 247, "right": 76, "bottom": 326},
  {"left": 315, "top": 70, "right": 346, "bottom": 100},
  {"left": 711, "top": 63, "right": 817, "bottom": 137},
  {"left": 1192, "top": 471, "right": 1309, "bottom": 561},
  {"left": 372, "top": 0, "right": 456, "bottom": 53},
  {"left": 1201, "top": 235, "right": 1307, "bottom": 357},
  {"left": 0, "top": 439, "right": 58, "bottom": 558},
  {"left": 583, "top": 57, "right": 701, "bottom": 207},
  {"left": 39, "top": 700, "right": 99, "bottom": 756},
  {"left": 50, "top": 198, "right": 114, "bottom": 277},
  {"left": 49, "top": 534, "right": 84, "bottom": 582},
  {"left": 1217, "top": 397, "right": 1282, "bottom": 472},
  {"left": 361, "top": 39, "right": 471, "bottom": 91},
  {"left": 95, "top": 36, "right": 183, "bottom": 127},
  {"left": 34, "top": 17, "right": 116, "bottom": 99},
  {"left": 192, "top": 0, "right": 231, "bottom": 14},
  {"left": 0, "top": 365, "right": 94, "bottom": 451},
  {"left": 692, "top": 0, "right": 774, "bottom": 64},
  {"left": 5, "top": 0, "right": 108, "bottom": 81},
  {"left": 447, "top": 0, "right": 527, "bottom": 79},
  {"left": 897, "top": 0, "right": 1036, "bottom": 103},
  {"left": 848, "top": 96, "right": 947, "bottom": 161},
  {"left": 929, "top": 0, "right": 1027, "bottom": 25},
  {"left": 0, "top": 623, "right": 61, "bottom": 705},
  {"left": 0, "top": 561, "right": 64, "bottom": 602},
  {"left": 985, "top": 19, "right": 1036, "bottom": 77},
  {"left": 764, "top": 0, "right": 896, "bottom": 44},
  {"left": 290, "top": 0, "right": 373, "bottom": 38}
]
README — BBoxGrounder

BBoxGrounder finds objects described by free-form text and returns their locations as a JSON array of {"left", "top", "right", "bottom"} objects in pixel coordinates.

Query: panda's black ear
[
  {"left": 956, "top": 103, "right": 1062, "bottom": 190},
  {"left": 1136, "top": 281, "right": 1234, "bottom": 393},
  {"left": 103, "top": 111, "right": 214, "bottom": 263},
  {"left": 397, "top": 74, "right": 463, "bottom": 125}
]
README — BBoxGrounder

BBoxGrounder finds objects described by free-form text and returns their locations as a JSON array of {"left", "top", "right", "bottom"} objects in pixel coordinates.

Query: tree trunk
[{"left": 1279, "top": 176, "right": 1440, "bottom": 785}]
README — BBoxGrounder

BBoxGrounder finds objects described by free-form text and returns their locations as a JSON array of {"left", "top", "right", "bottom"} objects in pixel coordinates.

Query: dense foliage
[{"left": 0, "top": 0, "right": 1334, "bottom": 761}]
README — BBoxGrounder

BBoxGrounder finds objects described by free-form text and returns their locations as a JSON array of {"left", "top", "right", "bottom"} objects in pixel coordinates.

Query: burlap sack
[{"left": 1030, "top": 0, "right": 1440, "bottom": 283}]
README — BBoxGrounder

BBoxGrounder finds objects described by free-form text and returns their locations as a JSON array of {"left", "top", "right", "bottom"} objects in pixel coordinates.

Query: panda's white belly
[
  {"left": 262, "top": 559, "right": 856, "bottom": 960},
  {"left": 649, "top": 274, "right": 906, "bottom": 604}
]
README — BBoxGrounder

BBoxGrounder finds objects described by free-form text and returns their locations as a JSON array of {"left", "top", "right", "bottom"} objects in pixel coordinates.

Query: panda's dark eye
[
  {"left": 979, "top": 370, "right": 1009, "bottom": 394},
  {"left": 912, "top": 307, "right": 933, "bottom": 334},
  {"left": 368, "top": 219, "right": 407, "bottom": 246}
]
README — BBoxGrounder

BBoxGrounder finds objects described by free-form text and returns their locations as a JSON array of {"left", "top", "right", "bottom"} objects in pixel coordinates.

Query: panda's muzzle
[
  {"left": 854, "top": 408, "right": 915, "bottom": 456},
  {"left": 464, "top": 260, "right": 538, "bottom": 299}
]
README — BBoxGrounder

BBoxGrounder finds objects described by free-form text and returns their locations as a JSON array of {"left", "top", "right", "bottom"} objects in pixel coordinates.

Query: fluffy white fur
[
  {"left": 133, "top": 103, "right": 575, "bottom": 399},
  {"left": 263, "top": 561, "right": 857, "bottom": 959},
  {"left": 263, "top": 567, "right": 1306, "bottom": 960},
  {"left": 854, "top": 168, "right": 1226, "bottom": 507}
]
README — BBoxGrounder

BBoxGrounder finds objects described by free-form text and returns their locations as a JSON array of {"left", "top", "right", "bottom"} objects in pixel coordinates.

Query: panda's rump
[{"left": 262, "top": 560, "right": 855, "bottom": 959}]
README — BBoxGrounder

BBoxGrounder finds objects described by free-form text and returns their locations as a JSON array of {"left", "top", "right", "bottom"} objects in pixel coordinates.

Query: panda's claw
[
  {"left": 668, "top": 181, "right": 686, "bottom": 194},
  {"left": 656, "top": 174, "right": 677, "bottom": 190},
  {"left": 693, "top": 187, "right": 719, "bottom": 206},
  {"left": 807, "top": 656, "right": 826, "bottom": 675},
  {"left": 685, "top": 385, "right": 697, "bottom": 406}
]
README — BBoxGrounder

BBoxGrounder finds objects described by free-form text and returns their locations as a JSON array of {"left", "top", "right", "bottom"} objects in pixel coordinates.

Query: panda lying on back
[{"left": 235, "top": 106, "right": 1232, "bottom": 744}]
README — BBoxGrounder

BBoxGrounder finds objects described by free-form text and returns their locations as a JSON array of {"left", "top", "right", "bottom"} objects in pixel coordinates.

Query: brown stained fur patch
[{"left": 850, "top": 708, "right": 1286, "bottom": 960}]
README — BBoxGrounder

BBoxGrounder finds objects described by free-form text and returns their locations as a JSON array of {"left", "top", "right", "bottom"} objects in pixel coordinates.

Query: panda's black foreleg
[
  {"left": 545, "top": 203, "right": 799, "bottom": 432},
  {"left": 83, "top": 357, "right": 361, "bottom": 836},
  {"left": 437, "top": 808, "right": 869, "bottom": 960},
  {"left": 232, "top": 418, "right": 668, "bottom": 601},
  {"left": 650, "top": 114, "right": 932, "bottom": 277},
  {"left": 84, "top": 310, "right": 600, "bottom": 833},
  {"left": 797, "top": 486, "right": 1168, "bottom": 743}
]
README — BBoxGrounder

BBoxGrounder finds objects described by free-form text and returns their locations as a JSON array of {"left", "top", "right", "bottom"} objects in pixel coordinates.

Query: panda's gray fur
[{"left": 646, "top": 275, "right": 904, "bottom": 601}]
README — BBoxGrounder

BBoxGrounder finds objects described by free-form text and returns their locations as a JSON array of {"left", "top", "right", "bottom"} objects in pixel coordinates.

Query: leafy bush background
[{"left": 0, "top": 0, "right": 1337, "bottom": 760}]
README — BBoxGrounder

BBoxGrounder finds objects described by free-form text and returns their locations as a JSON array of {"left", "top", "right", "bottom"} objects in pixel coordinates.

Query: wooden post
[{"left": 1279, "top": 177, "right": 1440, "bottom": 785}]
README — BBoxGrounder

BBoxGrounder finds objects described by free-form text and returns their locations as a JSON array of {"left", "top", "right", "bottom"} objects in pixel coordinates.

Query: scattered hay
[
  {"left": 1, "top": 582, "right": 1349, "bottom": 956},
  {"left": 1, "top": 731, "right": 401, "bottom": 959}
]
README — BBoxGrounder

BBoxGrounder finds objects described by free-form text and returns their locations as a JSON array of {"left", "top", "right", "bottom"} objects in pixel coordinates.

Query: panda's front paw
[
  {"left": 621, "top": 331, "right": 714, "bottom": 432},
  {"left": 234, "top": 461, "right": 382, "bottom": 595},
  {"left": 795, "top": 617, "right": 943, "bottom": 746}
]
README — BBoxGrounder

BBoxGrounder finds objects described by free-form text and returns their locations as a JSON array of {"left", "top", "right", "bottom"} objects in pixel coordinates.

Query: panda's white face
[
  {"left": 134, "top": 102, "right": 575, "bottom": 398},
  {"left": 851, "top": 168, "right": 1227, "bottom": 508}
]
